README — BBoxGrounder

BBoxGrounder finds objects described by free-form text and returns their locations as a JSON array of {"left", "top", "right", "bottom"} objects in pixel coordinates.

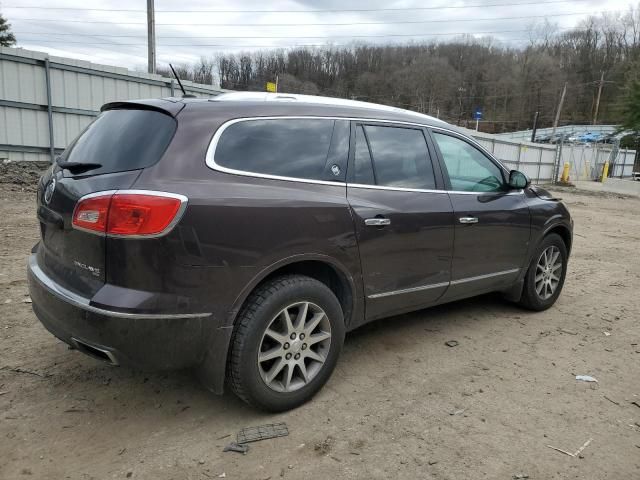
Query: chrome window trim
[
  {"left": 205, "top": 116, "right": 350, "bottom": 187},
  {"left": 206, "top": 116, "right": 452, "bottom": 185},
  {"left": 205, "top": 116, "right": 525, "bottom": 196},
  {"left": 367, "top": 268, "right": 520, "bottom": 299},
  {"left": 28, "top": 255, "right": 211, "bottom": 319},
  {"left": 71, "top": 189, "right": 189, "bottom": 239}
]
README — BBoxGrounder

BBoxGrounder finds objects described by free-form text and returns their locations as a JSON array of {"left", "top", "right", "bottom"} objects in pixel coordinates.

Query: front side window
[
  {"left": 432, "top": 132, "right": 505, "bottom": 192},
  {"left": 215, "top": 118, "right": 346, "bottom": 181},
  {"left": 353, "top": 124, "right": 436, "bottom": 189}
]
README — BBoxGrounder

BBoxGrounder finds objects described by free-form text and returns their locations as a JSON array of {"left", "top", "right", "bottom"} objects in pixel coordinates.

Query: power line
[
  {"left": 15, "top": 29, "right": 552, "bottom": 44},
  {"left": 17, "top": 40, "right": 537, "bottom": 48},
  {"left": 9, "top": 12, "right": 600, "bottom": 28},
  {"left": 1, "top": 0, "right": 594, "bottom": 14},
  {"left": 10, "top": 11, "right": 603, "bottom": 26},
  {"left": 14, "top": 26, "right": 574, "bottom": 40}
]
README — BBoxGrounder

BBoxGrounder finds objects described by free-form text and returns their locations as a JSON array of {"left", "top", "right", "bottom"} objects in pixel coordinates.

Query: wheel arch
[
  {"left": 543, "top": 222, "right": 572, "bottom": 254},
  {"left": 228, "top": 254, "right": 357, "bottom": 329},
  {"left": 508, "top": 221, "right": 572, "bottom": 303}
]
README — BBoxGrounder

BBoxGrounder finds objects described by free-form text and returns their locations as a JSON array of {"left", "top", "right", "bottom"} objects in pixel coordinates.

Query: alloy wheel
[
  {"left": 535, "top": 245, "right": 563, "bottom": 300},
  {"left": 257, "top": 302, "right": 332, "bottom": 393}
]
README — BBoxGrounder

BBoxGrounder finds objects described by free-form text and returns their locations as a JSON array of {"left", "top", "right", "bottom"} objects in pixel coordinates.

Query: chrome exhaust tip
[{"left": 71, "top": 338, "right": 119, "bottom": 366}]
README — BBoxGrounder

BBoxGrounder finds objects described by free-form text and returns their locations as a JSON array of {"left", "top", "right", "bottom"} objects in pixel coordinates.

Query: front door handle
[
  {"left": 459, "top": 216, "right": 479, "bottom": 224},
  {"left": 365, "top": 218, "right": 391, "bottom": 226}
]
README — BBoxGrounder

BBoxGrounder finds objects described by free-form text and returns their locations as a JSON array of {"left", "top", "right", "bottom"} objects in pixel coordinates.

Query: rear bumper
[{"left": 27, "top": 254, "right": 213, "bottom": 370}]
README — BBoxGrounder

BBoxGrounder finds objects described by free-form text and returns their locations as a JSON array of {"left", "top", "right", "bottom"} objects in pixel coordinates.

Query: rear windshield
[{"left": 60, "top": 109, "right": 177, "bottom": 175}]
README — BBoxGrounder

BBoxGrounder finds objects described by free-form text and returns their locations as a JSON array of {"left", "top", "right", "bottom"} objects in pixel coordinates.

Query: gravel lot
[{"left": 1, "top": 180, "right": 639, "bottom": 479}]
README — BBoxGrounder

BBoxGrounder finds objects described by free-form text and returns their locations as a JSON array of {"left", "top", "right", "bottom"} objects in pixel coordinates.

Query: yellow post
[
  {"left": 601, "top": 161, "right": 609, "bottom": 183},
  {"left": 560, "top": 162, "right": 570, "bottom": 183}
]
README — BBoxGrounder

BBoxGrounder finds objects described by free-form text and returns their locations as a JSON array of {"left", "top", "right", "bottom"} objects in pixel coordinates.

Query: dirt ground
[{"left": 0, "top": 179, "right": 639, "bottom": 480}]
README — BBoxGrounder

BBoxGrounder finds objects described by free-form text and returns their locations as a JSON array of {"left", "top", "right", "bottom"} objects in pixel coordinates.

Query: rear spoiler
[{"left": 101, "top": 99, "right": 185, "bottom": 117}]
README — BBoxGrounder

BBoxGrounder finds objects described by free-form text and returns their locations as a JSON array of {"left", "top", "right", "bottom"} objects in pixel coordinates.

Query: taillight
[
  {"left": 72, "top": 194, "right": 111, "bottom": 233},
  {"left": 72, "top": 191, "right": 186, "bottom": 237}
]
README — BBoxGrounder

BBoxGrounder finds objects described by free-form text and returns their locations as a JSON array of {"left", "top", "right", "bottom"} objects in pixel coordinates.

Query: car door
[
  {"left": 429, "top": 128, "right": 531, "bottom": 300},
  {"left": 347, "top": 122, "right": 454, "bottom": 321}
]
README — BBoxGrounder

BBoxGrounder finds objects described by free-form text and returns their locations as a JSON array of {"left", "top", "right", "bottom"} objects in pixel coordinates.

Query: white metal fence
[
  {"left": 0, "top": 47, "right": 226, "bottom": 163},
  {"left": 560, "top": 143, "right": 636, "bottom": 180},
  {"left": 463, "top": 128, "right": 637, "bottom": 183}
]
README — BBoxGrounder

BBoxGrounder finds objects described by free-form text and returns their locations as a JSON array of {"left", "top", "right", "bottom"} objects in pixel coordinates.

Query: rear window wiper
[{"left": 56, "top": 159, "right": 102, "bottom": 174}]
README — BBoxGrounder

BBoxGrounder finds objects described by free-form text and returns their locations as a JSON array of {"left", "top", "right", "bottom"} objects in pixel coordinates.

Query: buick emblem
[{"left": 44, "top": 177, "right": 56, "bottom": 205}]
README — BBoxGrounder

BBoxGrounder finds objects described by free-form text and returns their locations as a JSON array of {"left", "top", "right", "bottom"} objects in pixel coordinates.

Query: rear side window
[
  {"left": 60, "top": 109, "right": 177, "bottom": 175},
  {"left": 215, "top": 118, "right": 347, "bottom": 181},
  {"left": 353, "top": 124, "right": 436, "bottom": 189}
]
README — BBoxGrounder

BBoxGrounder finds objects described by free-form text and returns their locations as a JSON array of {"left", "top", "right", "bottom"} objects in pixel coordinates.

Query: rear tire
[
  {"left": 227, "top": 274, "right": 345, "bottom": 412},
  {"left": 518, "top": 233, "right": 568, "bottom": 311}
]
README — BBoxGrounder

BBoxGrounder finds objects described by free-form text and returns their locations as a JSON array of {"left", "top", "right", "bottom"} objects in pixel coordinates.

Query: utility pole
[
  {"left": 551, "top": 82, "right": 567, "bottom": 140},
  {"left": 593, "top": 71, "right": 604, "bottom": 125},
  {"left": 147, "top": 0, "right": 156, "bottom": 74},
  {"left": 457, "top": 86, "right": 465, "bottom": 126},
  {"left": 531, "top": 111, "right": 539, "bottom": 142}
]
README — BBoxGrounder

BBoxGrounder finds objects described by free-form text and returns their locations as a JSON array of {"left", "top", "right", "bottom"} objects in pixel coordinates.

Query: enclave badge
[{"left": 44, "top": 177, "right": 56, "bottom": 205}]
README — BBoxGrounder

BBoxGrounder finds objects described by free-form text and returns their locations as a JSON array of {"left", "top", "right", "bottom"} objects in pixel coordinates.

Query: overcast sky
[{"left": 2, "top": 0, "right": 634, "bottom": 71}]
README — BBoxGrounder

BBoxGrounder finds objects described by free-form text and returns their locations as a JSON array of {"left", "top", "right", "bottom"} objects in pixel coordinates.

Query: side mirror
[{"left": 508, "top": 170, "right": 530, "bottom": 189}]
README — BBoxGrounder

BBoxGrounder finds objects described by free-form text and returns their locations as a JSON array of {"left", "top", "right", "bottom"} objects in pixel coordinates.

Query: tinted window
[
  {"left": 432, "top": 132, "right": 505, "bottom": 192},
  {"left": 354, "top": 124, "right": 436, "bottom": 189},
  {"left": 61, "top": 109, "right": 177, "bottom": 176},
  {"left": 215, "top": 119, "right": 339, "bottom": 181}
]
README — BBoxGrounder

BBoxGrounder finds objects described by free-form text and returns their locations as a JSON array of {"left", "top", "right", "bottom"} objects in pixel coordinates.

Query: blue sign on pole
[{"left": 473, "top": 108, "right": 483, "bottom": 120}]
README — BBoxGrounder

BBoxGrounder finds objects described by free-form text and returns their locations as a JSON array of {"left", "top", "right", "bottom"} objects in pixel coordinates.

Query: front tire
[
  {"left": 227, "top": 275, "right": 345, "bottom": 412},
  {"left": 518, "top": 233, "right": 568, "bottom": 311}
]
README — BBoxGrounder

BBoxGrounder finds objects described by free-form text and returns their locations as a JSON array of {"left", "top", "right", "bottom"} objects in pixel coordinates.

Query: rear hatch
[{"left": 35, "top": 106, "right": 178, "bottom": 297}]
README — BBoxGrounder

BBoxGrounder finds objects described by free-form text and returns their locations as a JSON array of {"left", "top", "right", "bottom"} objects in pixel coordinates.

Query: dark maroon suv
[{"left": 27, "top": 92, "right": 572, "bottom": 411}]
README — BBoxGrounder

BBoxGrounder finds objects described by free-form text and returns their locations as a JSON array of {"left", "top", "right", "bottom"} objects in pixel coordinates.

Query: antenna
[{"left": 169, "top": 64, "right": 196, "bottom": 98}]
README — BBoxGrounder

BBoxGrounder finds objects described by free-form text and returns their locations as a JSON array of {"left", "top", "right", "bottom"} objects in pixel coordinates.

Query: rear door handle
[
  {"left": 459, "top": 216, "right": 479, "bottom": 224},
  {"left": 365, "top": 218, "right": 391, "bottom": 226}
]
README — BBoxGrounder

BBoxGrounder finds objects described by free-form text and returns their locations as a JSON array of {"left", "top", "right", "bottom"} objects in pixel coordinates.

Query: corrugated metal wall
[{"left": 0, "top": 47, "right": 226, "bottom": 163}]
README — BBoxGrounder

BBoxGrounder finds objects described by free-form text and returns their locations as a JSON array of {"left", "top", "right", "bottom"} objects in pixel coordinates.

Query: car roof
[
  {"left": 105, "top": 92, "right": 452, "bottom": 129},
  {"left": 201, "top": 92, "right": 448, "bottom": 127}
]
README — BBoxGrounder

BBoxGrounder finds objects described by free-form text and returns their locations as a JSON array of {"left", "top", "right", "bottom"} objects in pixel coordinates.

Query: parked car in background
[
  {"left": 27, "top": 93, "right": 573, "bottom": 411},
  {"left": 578, "top": 132, "right": 603, "bottom": 143},
  {"left": 548, "top": 133, "right": 572, "bottom": 144}
]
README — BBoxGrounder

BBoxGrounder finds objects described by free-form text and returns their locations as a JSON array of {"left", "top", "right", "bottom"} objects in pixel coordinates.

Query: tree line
[{"left": 161, "top": 7, "right": 640, "bottom": 134}]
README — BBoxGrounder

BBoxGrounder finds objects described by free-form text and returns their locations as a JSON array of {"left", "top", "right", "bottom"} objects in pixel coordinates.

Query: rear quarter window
[
  {"left": 213, "top": 118, "right": 347, "bottom": 182},
  {"left": 60, "top": 109, "right": 177, "bottom": 175}
]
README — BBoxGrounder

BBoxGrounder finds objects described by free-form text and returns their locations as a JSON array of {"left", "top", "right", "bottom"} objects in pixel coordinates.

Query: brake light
[{"left": 72, "top": 191, "right": 186, "bottom": 237}]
